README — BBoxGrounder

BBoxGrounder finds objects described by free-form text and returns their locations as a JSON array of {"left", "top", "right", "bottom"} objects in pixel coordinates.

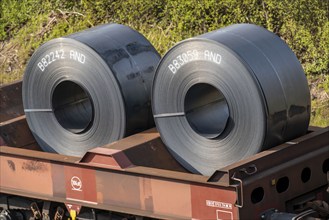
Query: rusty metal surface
[
  {"left": 0, "top": 80, "right": 39, "bottom": 150},
  {"left": 209, "top": 127, "right": 329, "bottom": 218},
  {"left": 0, "top": 126, "right": 328, "bottom": 219},
  {"left": 0, "top": 115, "right": 40, "bottom": 150},
  {"left": 80, "top": 148, "right": 135, "bottom": 170},
  {"left": 0, "top": 145, "right": 238, "bottom": 219},
  {"left": 0, "top": 80, "right": 24, "bottom": 122},
  {"left": 240, "top": 144, "right": 328, "bottom": 218},
  {"left": 86, "top": 128, "right": 188, "bottom": 172},
  {"left": 210, "top": 127, "right": 329, "bottom": 184}
]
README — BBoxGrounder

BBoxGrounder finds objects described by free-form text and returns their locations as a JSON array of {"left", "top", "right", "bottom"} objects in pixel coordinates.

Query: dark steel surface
[
  {"left": 22, "top": 23, "right": 161, "bottom": 156},
  {"left": 68, "top": 23, "right": 161, "bottom": 135},
  {"left": 0, "top": 80, "right": 24, "bottom": 122},
  {"left": 152, "top": 24, "right": 310, "bottom": 175},
  {"left": 201, "top": 24, "right": 310, "bottom": 147}
]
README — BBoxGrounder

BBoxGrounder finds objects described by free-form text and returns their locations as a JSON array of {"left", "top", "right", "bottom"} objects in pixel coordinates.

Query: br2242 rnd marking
[{"left": 37, "top": 50, "right": 86, "bottom": 72}]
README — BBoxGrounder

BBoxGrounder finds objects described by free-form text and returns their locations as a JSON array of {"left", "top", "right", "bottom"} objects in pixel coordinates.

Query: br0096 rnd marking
[{"left": 206, "top": 200, "right": 233, "bottom": 209}]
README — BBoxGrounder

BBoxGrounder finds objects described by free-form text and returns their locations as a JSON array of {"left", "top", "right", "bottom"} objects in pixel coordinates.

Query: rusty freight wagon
[{"left": 0, "top": 81, "right": 329, "bottom": 219}]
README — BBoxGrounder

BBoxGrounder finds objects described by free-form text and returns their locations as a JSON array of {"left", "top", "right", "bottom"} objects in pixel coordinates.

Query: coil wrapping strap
[
  {"left": 152, "top": 24, "right": 310, "bottom": 176},
  {"left": 23, "top": 23, "right": 160, "bottom": 156}
]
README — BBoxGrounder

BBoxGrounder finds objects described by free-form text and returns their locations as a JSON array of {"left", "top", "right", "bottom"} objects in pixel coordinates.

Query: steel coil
[
  {"left": 23, "top": 23, "right": 160, "bottom": 156},
  {"left": 152, "top": 24, "right": 310, "bottom": 175}
]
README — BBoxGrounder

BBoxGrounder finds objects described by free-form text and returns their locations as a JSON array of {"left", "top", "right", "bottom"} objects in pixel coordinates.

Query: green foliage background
[{"left": 0, "top": 0, "right": 328, "bottom": 126}]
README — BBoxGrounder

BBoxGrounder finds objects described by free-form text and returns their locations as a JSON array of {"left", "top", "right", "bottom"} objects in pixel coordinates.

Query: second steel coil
[
  {"left": 152, "top": 24, "right": 310, "bottom": 176},
  {"left": 23, "top": 23, "right": 160, "bottom": 156}
]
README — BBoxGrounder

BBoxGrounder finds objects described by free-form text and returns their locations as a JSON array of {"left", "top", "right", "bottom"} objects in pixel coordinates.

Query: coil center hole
[
  {"left": 52, "top": 81, "right": 94, "bottom": 134},
  {"left": 184, "top": 83, "right": 229, "bottom": 139}
]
